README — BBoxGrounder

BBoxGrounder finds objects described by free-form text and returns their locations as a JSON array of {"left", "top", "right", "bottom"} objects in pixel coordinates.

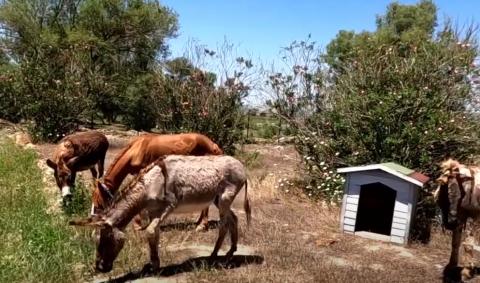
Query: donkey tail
[{"left": 244, "top": 179, "right": 251, "bottom": 227}]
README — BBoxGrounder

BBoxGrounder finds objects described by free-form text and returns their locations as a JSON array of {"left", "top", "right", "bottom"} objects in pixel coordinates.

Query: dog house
[{"left": 337, "top": 163, "right": 429, "bottom": 245}]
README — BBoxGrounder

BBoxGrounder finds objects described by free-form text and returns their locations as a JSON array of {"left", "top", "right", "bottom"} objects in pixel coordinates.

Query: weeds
[{"left": 0, "top": 140, "right": 93, "bottom": 283}]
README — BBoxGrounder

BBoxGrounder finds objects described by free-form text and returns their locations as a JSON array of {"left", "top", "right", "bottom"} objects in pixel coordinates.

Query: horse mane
[{"left": 105, "top": 136, "right": 140, "bottom": 177}]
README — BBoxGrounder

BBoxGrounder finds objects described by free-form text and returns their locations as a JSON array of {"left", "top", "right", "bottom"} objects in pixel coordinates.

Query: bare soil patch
[{"left": 3, "top": 125, "right": 464, "bottom": 283}]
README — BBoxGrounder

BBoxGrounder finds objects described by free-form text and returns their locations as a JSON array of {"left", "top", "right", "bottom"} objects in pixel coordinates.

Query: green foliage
[
  {"left": 0, "top": 0, "right": 178, "bottom": 140},
  {"left": 153, "top": 63, "right": 248, "bottom": 154},
  {"left": 121, "top": 74, "right": 157, "bottom": 131},
  {"left": 0, "top": 140, "right": 93, "bottom": 282},
  {"left": 63, "top": 180, "right": 92, "bottom": 217},
  {"left": 0, "top": 66, "right": 24, "bottom": 123},
  {"left": 326, "top": 0, "right": 437, "bottom": 75},
  {"left": 268, "top": 1, "right": 479, "bottom": 210},
  {"left": 376, "top": 0, "right": 437, "bottom": 37}
]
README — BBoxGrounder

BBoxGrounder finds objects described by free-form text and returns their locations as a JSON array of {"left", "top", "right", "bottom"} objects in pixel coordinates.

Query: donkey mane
[
  {"left": 440, "top": 158, "right": 462, "bottom": 173},
  {"left": 104, "top": 157, "right": 167, "bottom": 211}
]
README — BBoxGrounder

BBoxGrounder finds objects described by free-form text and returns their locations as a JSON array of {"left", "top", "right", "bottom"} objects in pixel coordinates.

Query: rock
[
  {"left": 277, "top": 136, "right": 295, "bottom": 144},
  {"left": 15, "top": 132, "right": 32, "bottom": 146}
]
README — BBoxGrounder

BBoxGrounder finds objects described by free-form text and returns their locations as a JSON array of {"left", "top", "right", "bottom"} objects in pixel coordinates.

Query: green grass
[{"left": 0, "top": 140, "right": 94, "bottom": 283}]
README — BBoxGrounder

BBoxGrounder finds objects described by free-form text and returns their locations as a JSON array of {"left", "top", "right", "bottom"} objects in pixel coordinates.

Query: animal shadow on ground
[
  {"left": 159, "top": 220, "right": 219, "bottom": 232},
  {"left": 98, "top": 255, "right": 264, "bottom": 283},
  {"left": 443, "top": 265, "right": 480, "bottom": 283}
]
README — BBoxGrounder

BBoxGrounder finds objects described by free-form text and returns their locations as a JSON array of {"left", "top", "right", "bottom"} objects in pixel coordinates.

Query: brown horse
[
  {"left": 93, "top": 132, "right": 223, "bottom": 231},
  {"left": 46, "top": 131, "right": 109, "bottom": 203}
]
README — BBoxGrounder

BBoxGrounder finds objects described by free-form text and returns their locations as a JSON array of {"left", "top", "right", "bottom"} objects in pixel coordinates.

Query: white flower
[
  {"left": 326, "top": 176, "right": 331, "bottom": 180},
  {"left": 320, "top": 141, "right": 325, "bottom": 145},
  {"left": 424, "top": 130, "right": 428, "bottom": 134},
  {"left": 320, "top": 161, "right": 325, "bottom": 166},
  {"left": 323, "top": 166, "right": 328, "bottom": 170},
  {"left": 329, "top": 171, "right": 333, "bottom": 174},
  {"left": 335, "top": 152, "right": 339, "bottom": 156},
  {"left": 437, "top": 127, "right": 442, "bottom": 131},
  {"left": 285, "top": 189, "right": 289, "bottom": 193}
]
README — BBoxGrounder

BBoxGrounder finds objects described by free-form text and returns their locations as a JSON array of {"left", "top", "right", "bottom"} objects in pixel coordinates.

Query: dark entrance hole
[{"left": 355, "top": 182, "right": 396, "bottom": 235}]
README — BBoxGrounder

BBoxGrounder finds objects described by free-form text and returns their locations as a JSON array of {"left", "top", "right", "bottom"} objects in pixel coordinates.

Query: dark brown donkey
[
  {"left": 92, "top": 132, "right": 223, "bottom": 231},
  {"left": 46, "top": 131, "right": 109, "bottom": 203}
]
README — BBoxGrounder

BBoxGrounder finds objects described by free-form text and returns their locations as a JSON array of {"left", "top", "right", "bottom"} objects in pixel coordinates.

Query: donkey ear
[{"left": 46, "top": 159, "right": 57, "bottom": 170}]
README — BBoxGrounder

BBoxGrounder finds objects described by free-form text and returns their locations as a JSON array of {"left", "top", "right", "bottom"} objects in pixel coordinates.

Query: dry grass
[
  {"left": 88, "top": 173, "right": 460, "bottom": 283},
  {"left": 25, "top": 134, "right": 472, "bottom": 283}
]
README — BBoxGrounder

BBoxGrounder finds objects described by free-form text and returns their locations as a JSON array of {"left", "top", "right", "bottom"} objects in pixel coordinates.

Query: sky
[{"left": 161, "top": 0, "right": 480, "bottom": 67}]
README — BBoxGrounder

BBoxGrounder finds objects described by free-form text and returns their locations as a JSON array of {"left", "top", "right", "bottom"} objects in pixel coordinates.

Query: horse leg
[
  {"left": 97, "top": 154, "right": 105, "bottom": 178},
  {"left": 195, "top": 207, "right": 210, "bottom": 232},
  {"left": 90, "top": 167, "right": 98, "bottom": 180},
  {"left": 448, "top": 226, "right": 464, "bottom": 268}
]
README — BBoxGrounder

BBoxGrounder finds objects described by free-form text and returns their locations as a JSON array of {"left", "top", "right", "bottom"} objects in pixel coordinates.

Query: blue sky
[{"left": 161, "top": 0, "right": 480, "bottom": 66}]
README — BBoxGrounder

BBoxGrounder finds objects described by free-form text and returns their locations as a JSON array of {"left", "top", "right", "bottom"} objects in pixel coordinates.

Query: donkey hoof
[
  {"left": 209, "top": 253, "right": 218, "bottom": 262},
  {"left": 225, "top": 249, "right": 235, "bottom": 260},
  {"left": 461, "top": 266, "right": 474, "bottom": 281},
  {"left": 142, "top": 262, "right": 160, "bottom": 274},
  {"left": 195, "top": 223, "right": 208, "bottom": 232}
]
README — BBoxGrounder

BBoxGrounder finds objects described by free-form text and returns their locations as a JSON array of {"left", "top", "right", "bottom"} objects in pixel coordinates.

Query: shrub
[
  {"left": 267, "top": 3, "right": 480, "bottom": 206},
  {"left": 152, "top": 69, "right": 247, "bottom": 154}
]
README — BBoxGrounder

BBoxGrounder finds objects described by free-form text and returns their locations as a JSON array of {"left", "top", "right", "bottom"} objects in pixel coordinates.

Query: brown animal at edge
[
  {"left": 93, "top": 132, "right": 224, "bottom": 231},
  {"left": 46, "top": 131, "right": 109, "bottom": 203},
  {"left": 435, "top": 158, "right": 480, "bottom": 280},
  {"left": 70, "top": 155, "right": 250, "bottom": 273}
]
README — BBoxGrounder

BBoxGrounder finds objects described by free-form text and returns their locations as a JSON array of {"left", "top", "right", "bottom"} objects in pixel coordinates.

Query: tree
[
  {"left": 269, "top": 1, "right": 479, "bottom": 244},
  {"left": 0, "top": 0, "right": 178, "bottom": 139},
  {"left": 325, "top": 0, "right": 437, "bottom": 75}
]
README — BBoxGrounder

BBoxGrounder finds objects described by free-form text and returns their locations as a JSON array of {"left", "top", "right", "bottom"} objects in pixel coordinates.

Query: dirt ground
[{"left": 3, "top": 124, "right": 476, "bottom": 283}]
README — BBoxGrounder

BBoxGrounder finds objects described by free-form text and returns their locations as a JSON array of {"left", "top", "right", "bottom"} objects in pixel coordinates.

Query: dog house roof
[{"left": 337, "top": 162, "right": 429, "bottom": 187}]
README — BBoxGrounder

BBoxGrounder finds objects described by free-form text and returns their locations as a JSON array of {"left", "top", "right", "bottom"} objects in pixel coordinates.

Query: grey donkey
[{"left": 69, "top": 155, "right": 251, "bottom": 273}]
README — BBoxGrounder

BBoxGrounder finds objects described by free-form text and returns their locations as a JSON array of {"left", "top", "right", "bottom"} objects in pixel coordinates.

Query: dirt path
[{"left": 1, "top": 124, "right": 459, "bottom": 282}]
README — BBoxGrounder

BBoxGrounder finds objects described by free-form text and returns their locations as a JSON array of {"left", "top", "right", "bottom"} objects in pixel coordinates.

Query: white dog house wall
[{"left": 337, "top": 163, "right": 429, "bottom": 245}]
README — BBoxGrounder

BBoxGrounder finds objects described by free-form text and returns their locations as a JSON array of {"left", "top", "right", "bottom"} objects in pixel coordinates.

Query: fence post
[
  {"left": 277, "top": 117, "right": 282, "bottom": 143},
  {"left": 246, "top": 112, "right": 250, "bottom": 142}
]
